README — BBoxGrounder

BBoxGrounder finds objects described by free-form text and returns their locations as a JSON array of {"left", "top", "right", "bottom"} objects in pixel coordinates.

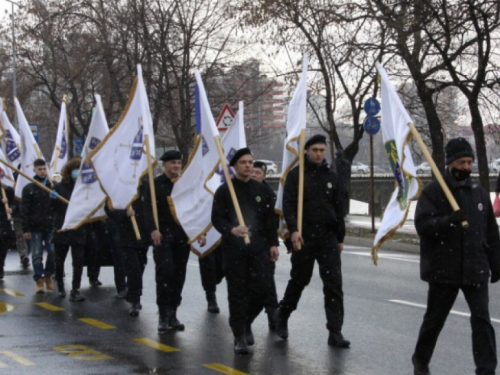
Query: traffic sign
[
  {"left": 364, "top": 116, "right": 381, "bottom": 135},
  {"left": 29, "top": 123, "right": 39, "bottom": 142},
  {"left": 364, "top": 98, "right": 381, "bottom": 116},
  {"left": 74, "top": 136, "right": 84, "bottom": 155},
  {"left": 215, "top": 104, "right": 235, "bottom": 131}
]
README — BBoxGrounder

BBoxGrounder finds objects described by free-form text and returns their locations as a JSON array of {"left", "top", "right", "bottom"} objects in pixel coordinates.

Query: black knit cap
[
  {"left": 229, "top": 147, "right": 252, "bottom": 166},
  {"left": 305, "top": 134, "right": 327, "bottom": 150},
  {"left": 160, "top": 150, "right": 182, "bottom": 161},
  {"left": 445, "top": 137, "right": 474, "bottom": 165},
  {"left": 253, "top": 161, "right": 267, "bottom": 173}
]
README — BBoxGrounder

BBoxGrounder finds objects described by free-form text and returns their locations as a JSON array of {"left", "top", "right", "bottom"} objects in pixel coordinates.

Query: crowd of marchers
[{"left": 1, "top": 135, "right": 500, "bottom": 375}]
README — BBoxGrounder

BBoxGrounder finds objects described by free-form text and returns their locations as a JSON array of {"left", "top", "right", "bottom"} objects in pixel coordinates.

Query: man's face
[
  {"left": 306, "top": 143, "right": 326, "bottom": 165},
  {"left": 34, "top": 165, "right": 48, "bottom": 179},
  {"left": 251, "top": 167, "right": 266, "bottom": 183},
  {"left": 449, "top": 156, "right": 473, "bottom": 171},
  {"left": 234, "top": 155, "right": 254, "bottom": 179},
  {"left": 163, "top": 160, "right": 182, "bottom": 178}
]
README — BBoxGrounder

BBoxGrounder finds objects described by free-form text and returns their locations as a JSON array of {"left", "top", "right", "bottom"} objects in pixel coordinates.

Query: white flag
[
  {"left": 50, "top": 98, "right": 69, "bottom": 177},
  {"left": 190, "top": 101, "right": 247, "bottom": 256},
  {"left": 169, "top": 73, "right": 222, "bottom": 256},
  {"left": 90, "top": 65, "right": 155, "bottom": 210},
  {"left": 0, "top": 98, "right": 22, "bottom": 167},
  {"left": 275, "top": 55, "right": 308, "bottom": 239},
  {"left": 0, "top": 148, "right": 16, "bottom": 188},
  {"left": 61, "top": 95, "right": 109, "bottom": 230},
  {"left": 14, "top": 98, "right": 45, "bottom": 199},
  {"left": 372, "top": 63, "right": 422, "bottom": 263}
]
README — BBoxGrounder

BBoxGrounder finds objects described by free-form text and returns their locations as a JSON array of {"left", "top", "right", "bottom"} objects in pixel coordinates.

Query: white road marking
[
  {"left": 389, "top": 299, "right": 500, "bottom": 324},
  {"left": 343, "top": 250, "right": 420, "bottom": 263}
]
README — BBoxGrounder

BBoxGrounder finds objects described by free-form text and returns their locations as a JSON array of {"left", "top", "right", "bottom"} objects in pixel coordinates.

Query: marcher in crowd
[
  {"left": 412, "top": 137, "right": 500, "bottom": 375},
  {"left": 251, "top": 160, "right": 279, "bottom": 330},
  {"left": 21, "top": 159, "right": 55, "bottom": 294},
  {"left": 274, "top": 134, "right": 349, "bottom": 348},
  {"left": 51, "top": 158, "right": 86, "bottom": 301},
  {"left": 0, "top": 183, "right": 16, "bottom": 279},
  {"left": 212, "top": 148, "right": 279, "bottom": 354},
  {"left": 144, "top": 150, "right": 205, "bottom": 333}
]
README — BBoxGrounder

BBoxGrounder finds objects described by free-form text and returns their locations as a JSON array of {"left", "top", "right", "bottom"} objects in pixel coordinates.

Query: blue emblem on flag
[
  {"left": 59, "top": 123, "right": 68, "bottom": 159},
  {"left": 81, "top": 137, "right": 101, "bottom": 184},
  {"left": 5, "top": 130, "right": 20, "bottom": 162},
  {"left": 202, "top": 136, "right": 209, "bottom": 156},
  {"left": 130, "top": 125, "right": 144, "bottom": 161}
]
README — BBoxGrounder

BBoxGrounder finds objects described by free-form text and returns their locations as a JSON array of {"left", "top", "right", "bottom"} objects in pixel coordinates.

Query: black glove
[
  {"left": 449, "top": 210, "right": 467, "bottom": 226},
  {"left": 491, "top": 270, "right": 500, "bottom": 284}
]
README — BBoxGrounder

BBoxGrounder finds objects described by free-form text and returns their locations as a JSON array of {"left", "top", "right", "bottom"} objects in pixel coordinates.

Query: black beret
[
  {"left": 160, "top": 150, "right": 182, "bottom": 161},
  {"left": 445, "top": 137, "right": 474, "bottom": 165},
  {"left": 253, "top": 161, "right": 267, "bottom": 173},
  {"left": 229, "top": 147, "right": 252, "bottom": 166},
  {"left": 305, "top": 134, "right": 327, "bottom": 150}
]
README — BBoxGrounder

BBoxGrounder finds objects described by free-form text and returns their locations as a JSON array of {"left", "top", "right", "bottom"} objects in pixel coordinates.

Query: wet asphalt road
[{"left": 0, "top": 243, "right": 499, "bottom": 375}]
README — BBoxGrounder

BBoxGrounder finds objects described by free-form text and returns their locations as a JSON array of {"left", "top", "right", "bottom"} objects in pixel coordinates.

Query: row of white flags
[{"left": 0, "top": 60, "right": 422, "bottom": 262}]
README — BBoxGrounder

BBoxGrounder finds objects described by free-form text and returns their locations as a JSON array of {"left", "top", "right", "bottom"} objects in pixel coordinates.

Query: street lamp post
[{"left": 6, "top": 0, "right": 20, "bottom": 99}]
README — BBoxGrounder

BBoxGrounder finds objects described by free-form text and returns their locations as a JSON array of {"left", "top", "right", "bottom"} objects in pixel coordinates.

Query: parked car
[
  {"left": 256, "top": 160, "right": 279, "bottom": 175},
  {"left": 351, "top": 161, "right": 369, "bottom": 174},
  {"left": 490, "top": 158, "right": 500, "bottom": 174},
  {"left": 416, "top": 162, "right": 431, "bottom": 175}
]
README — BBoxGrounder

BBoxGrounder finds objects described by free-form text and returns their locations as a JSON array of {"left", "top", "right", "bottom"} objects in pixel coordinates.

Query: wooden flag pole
[
  {"left": 296, "top": 129, "right": 306, "bottom": 250},
  {"left": 0, "top": 184, "right": 12, "bottom": 221},
  {"left": 213, "top": 136, "right": 250, "bottom": 245},
  {"left": 0, "top": 158, "right": 69, "bottom": 204},
  {"left": 408, "top": 122, "right": 468, "bottom": 228},
  {"left": 128, "top": 204, "right": 141, "bottom": 240},
  {"left": 144, "top": 134, "right": 159, "bottom": 230}
]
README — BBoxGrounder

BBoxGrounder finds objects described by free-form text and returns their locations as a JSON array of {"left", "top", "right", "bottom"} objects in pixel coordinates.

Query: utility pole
[{"left": 6, "top": 0, "right": 20, "bottom": 99}]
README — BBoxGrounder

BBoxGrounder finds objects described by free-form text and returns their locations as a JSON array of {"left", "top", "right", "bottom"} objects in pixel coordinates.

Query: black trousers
[
  {"left": 198, "top": 246, "right": 224, "bottom": 293},
  {"left": 123, "top": 245, "right": 148, "bottom": 303},
  {"left": 153, "top": 240, "right": 190, "bottom": 308},
  {"left": 54, "top": 244, "right": 85, "bottom": 290},
  {"left": 413, "top": 281, "right": 497, "bottom": 375},
  {"left": 279, "top": 234, "right": 344, "bottom": 332},
  {"left": 224, "top": 247, "right": 274, "bottom": 330},
  {"left": 264, "top": 261, "right": 279, "bottom": 312},
  {"left": 0, "top": 241, "right": 8, "bottom": 271}
]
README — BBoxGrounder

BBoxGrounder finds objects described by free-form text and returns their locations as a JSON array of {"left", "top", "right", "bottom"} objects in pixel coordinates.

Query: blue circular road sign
[
  {"left": 364, "top": 116, "right": 381, "bottom": 135},
  {"left": 364, "top": 97, "right": 381, "bottom": 116}
]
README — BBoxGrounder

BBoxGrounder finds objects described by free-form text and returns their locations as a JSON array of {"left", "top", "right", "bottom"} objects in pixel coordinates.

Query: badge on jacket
[
  {"left": 327, "top": 182, "right": 332, "bottom": 189},
  {"left": 256, "top": 196, "right": 262, "bottom": 203}
]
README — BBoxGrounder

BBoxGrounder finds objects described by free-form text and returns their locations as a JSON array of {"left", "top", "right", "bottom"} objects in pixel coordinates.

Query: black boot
[
  {"left": 129, "top": 302, "right": 141, "bottom": 317},
  {"left": 412, "top": 354, "right": 431, "bottom": 375},
  {"left": 57, "top": 282, "right": 66, "bottom": 298},
  {"left": 167, "top": 308, "right": 185, "bottom": 331},
  {"left": 206, "top": 292, "right": 220, "bottom": 313},
  {"left": 158, "top": 306, "right": 169, "bottom": 333},
  {"left": 69, "top": 289, "right": 85, "bottom": 302},
  {"left": 274, "top": 307, "right": 289, "bottom": 340},
  {"left": 328, "top": 331, "right": 350, "bottom": 348},
  {"left": 266, "top": 307, "right": 277, "bottom": 331},
  {"left": 232, "top": 327, "right": 249, "bottom": 355},
  {"left": 245, "top": 324, "right": 255, "bottom": 346}
]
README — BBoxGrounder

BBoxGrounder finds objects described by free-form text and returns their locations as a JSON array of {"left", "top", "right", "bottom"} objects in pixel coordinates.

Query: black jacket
[
  {"left": 51, "top": 180, "right": 86, "bottom": 245},
  {"left": 104, "top": 179, "right": 151, "bottom": 248},
  {"left": 143, "top": 173, "right": 187, "bottom": 243},
  {"left": 21, "top": 176, "right": 54, "bottom": 233},
  {"left": 415, "top": 171, "right": 500, "bottom": 284},
  {"left": 212, "top": 177, "right": 279, "bottom": 252},
  {"left": 283, "top": 158, "right": 345, "bottom": 243},
  {"left": 0, "top": 186, "right": 15, "bottom": 242}
]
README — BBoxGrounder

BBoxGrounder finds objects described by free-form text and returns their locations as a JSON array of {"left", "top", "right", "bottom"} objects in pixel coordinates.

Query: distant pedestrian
[
  {"left": 412, "top": 137, "right": 500, "bottom": 375},
  {"left": 21, "top": 159, "right": 55, "bottom": 294}
]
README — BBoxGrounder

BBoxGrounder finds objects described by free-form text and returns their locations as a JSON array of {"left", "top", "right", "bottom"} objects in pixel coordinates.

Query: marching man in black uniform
[
  {"left": 144, "top": 150, "right": 205, "bottom": 333},
  {"left": 275, "top": 134, "right": 349, "bottom": 347},
  {"left": 212, "top": 148, "right": 279, "bottom": 354}
]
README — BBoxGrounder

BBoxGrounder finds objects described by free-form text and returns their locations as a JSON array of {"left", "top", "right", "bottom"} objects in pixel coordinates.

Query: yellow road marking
[
  {"left": 54, "top": 345, "right": 113, "bottom": 361},
  {"left": 204, "top": 363, "right": 249, "bottom": 375},
  {"left": 133, "top": 338, "right": 180, "bottom": 352},
  {"left": 0, "top": 302, "right": 16, "bottom": 314},
  {"left": 0, "top": 361, "right": 6, "bottom": 368},
  {"left": 78, "top": 318, "right": 116, "bottom": 330},
  {"left": 0, "top": 288, "right": 24, "bottom": 297},
  {"left": 35, "top": 302, "right": 65, "bottom": 312},
  {"left": 0, "top": 351, "right": 35, "bottom": 366}
]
